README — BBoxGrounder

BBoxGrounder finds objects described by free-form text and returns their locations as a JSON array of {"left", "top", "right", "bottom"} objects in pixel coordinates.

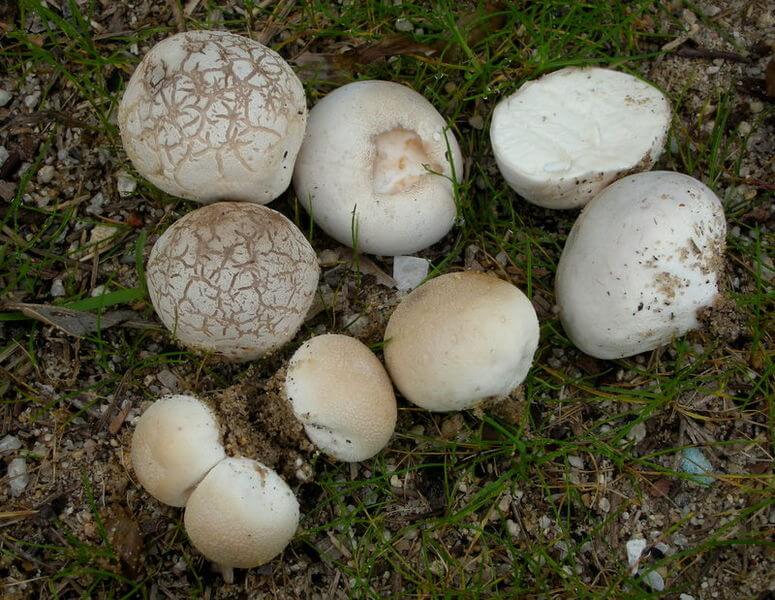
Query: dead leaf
[
  {"left": 648, "top": 478, "right": 673, "bottom": 498},
  {"left": 106, "top": 506, "right": 144, "bottom": 577},
  {"left": 338, "top": 248, "right": 397, "bottom": 288},
  {"left": 3, "top": 303, "right": 150, "bottom": 337}
]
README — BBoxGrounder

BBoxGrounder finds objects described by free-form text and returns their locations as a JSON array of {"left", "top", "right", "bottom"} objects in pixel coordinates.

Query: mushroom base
[{"left": 372, "top": 128, "right": 441, "bottom": 194}]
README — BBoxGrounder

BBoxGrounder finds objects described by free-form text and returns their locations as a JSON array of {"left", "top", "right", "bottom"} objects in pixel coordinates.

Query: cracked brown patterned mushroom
[
  {"left": 293, "top": 80, "right": 463, "bottom": 256},
  {"left": 146, "top": 202, "right": 319, "bottom": 361},
  {"left": 285, "top": 334, "right": 397, "bottom": 462},
  {"left": 555, "top": 171, "right": 727, "bottom": 359},
  {"left": 130, "top": 394, "right": 226, "bottom": 507},
  {"left": 118, "top": 30, "right": 306, "bottom": 204},
  {"left": 183, "top": 457, "right": 299, "bottom": 584}
]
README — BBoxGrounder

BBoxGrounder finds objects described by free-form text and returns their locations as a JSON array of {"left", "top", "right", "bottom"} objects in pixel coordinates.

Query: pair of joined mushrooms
[{"left": 122, "top": 28, "right": 729, "bottom": 582}]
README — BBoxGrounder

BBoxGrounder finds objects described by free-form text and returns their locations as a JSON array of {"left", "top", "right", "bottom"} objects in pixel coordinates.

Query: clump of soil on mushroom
[
  {"left": 207, "top": 368, "right": 314, "bottom": 483},
  {"left": 697, "top": 294, "right": 746, "bottom": 343}
]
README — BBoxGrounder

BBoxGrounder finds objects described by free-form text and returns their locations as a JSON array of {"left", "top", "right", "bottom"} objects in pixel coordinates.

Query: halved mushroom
[
  {"left": 285, "top": 334, "right": 397, "bottom": 461},
  {"left": 130, "top": 394, "right": 225, "bottom": 507},
  {"left": 555, "top": 171, "right": 727, "bottom": 359},
  {"left": 146, "top": 202, "right": 319, "bottom": 361},
  {"left": 118, "top": 30, "right": 307, "bottom": 204},
  {"left": 383, "top": 271, "right": 540, "bottom": 412},
  {"left": 490, "top": 67, "right": 670, "bottom": 209},
  {"left": 293, "top": 80, "right": 464, "bottom": 256}
]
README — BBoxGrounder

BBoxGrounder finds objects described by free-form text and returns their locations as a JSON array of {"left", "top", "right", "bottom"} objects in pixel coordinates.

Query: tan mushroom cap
[
  {"left": 184, "top": 457, "right": 299, "bottom": 581},
  {"left": 285, "top": 334, "right": 397, "bottom": 462},
  {"left": 146, "top": 202, "right": 320, "bottom": 362},
  {"left": 384, "top": 271, "right": 540, "bottom": 412},
  {"left": 130, "top": 394, "right": 226, "bottom": 507}
]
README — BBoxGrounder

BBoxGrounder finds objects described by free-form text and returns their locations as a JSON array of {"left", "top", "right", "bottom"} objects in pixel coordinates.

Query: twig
[{"left": 676, "top": 46, "right": 748, "bottom": 63}]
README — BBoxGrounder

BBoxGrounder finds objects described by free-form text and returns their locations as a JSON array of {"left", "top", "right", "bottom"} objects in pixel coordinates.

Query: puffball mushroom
[
  {"left": 131, "top": 394, "right": 225, "bottom": 507},
  {"left": 118, "top": 30, "right": 306, "bottom": 204},
  {"left": 383, "top": 271, "right": 540, "bottom": 412},
  {"left": 555, "top": 171, "right": 727, "bottom": 359},
  {"left": 490, "top": 67, "right": 670, "bottom": 209},
  {"left": 146, "top": 202, "right": 319, "bottom": 361},
  {"left": 293, "top": 80, "right": 464, "bottom": 256},
  {"left": 184, "top": 457, "right": 299, "bottom": 583},
  {"left": 285, "top": 334, "right": 397, "bottom": 461}
]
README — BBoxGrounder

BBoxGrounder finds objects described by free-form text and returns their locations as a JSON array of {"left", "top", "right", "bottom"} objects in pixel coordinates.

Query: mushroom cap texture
[
  {"left": 293, "top": 80, "right": 464, "bottom": 256},
  {"left": 555, "top": 171, "right": 726, "bottom": 359},
  {"left": 184, "top": 457, "right": 299, "bottom": 569},
  {"left": 383, "top": 271, "right": 540, "bottom": 412},
  {"left": 490, "top": 67, "right": 670, "bottom": 209},
  {"left": 118, "top": 30, "right": 306, "bottom": 204},
  {"left": 130, "top": 394, "right": 225, "bottom": 507},
  {"left": 146, "top": 202, "right": 319, "bottom": 361},
  {"left": 285, "top": 334, "right": 397, "bottom": 461}
]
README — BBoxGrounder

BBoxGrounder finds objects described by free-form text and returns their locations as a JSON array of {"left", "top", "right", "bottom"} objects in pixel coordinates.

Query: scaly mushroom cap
[
  {"left": 130, "top": 394, "right": 225, "bottom": 507},
  {"left": 293, "top": 80, "right": 464, "bottom": 256},
  {"left": 490, "top": 67, "right": 670, "bottom": 209},
  {"left": 184, "top": 457, "right": 299, "bottom": 573},
  {"left": 285, "top": 334, "right": 397, "bottom": 461},
  {"left": 555, "top": 171, "right": 727, "bottom": 359},
  {"left": 118, "top": 30, "right": 307, "bottom": 204},
  {"left": 146, "top": 202, "right": 319, "bottom": 361},
  {"left": 384, "top": 271, "right": 540, "bottom": 412}
]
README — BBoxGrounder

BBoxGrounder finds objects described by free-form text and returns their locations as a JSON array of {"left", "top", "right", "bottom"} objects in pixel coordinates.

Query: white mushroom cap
[
  {"left": 131, "top": 394, "right": 225, "bottom": 507},
  {"left": 118, "top": 30, "right": 306, "bottom": 204},
  {"left": 285, "top": 334, "right": 397, "bottom": 461},
  {"left": 293, "top": 80, "right": 464, "bottom": 256},
  {"left": 184, "top": 457, "right": 299, "bottom": 582},
  {"left": 490, "top": 67, "right": 670, "bottom": 209},
  {"left": 383, "top": 271, "right": 540, "bottom": 412},
  {"left": 555, "top": 171, "right": 727, "bottom": 359},
  {"left": 146, "top": 202, "right": 320, "bottom": 361}
]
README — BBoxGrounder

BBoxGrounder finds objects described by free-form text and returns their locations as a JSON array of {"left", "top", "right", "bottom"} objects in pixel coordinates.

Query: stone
[
  {"left": 8, "top": 457, "right": 29, "bottom": 497},
  {"left": 393, "top": 256, "right": 430, "bottom": 292},
  {"left": 37, "top": 165, "right": 55, "bottom": 184}
]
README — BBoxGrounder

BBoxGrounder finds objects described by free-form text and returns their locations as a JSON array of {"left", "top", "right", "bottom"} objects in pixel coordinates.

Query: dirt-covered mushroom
[
  {"left": 146, "top": 202, "right": 319, "bottom": 361},
  {"left": 285, "top": 334, "right": 397, "bottom": 461},
  {"left": 118, "top": 30, "right": 306, "bottom": 204},
  {"left": 130, "top": 394, "right": 225, "bottom": 507},
  {"left": 555, "top": 171, "right": 727, "bottom": 359},
  {"left": 490, "top": 67, "right": 670, "bottom": 209},
  {"left": 383, "top": 271, "right": 540, "bottom": 412},
  {"left": 184, "top": 457, "right": 299, "bottom": 583},
  {"left": 293, "top": 80, "right": 463, "bottom": 256}
]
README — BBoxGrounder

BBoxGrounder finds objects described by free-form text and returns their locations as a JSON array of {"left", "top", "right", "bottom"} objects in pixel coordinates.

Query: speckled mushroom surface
[
  {"left": 555, "top": 171, "right": 727, "bottom": 359},
  {"left": 146, "top": 202, "right": 319, "bottom": 361},
  {"left": 490, "top": 67, "right": 670, "bottom": 209},
  {"left": 118, "top": 30, "right": 307, "bottom": 204},
  {"left": 285, "top": 334, "right": 397, "bottom": 462}
]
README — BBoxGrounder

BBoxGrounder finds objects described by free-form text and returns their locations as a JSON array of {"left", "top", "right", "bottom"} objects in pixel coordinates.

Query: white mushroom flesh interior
[
  {"left": 130, "top": 394, "right": 225, "bottom": 507},
  {"left": 490, "top": 67, "right": 670, "bottom": 209},
  {"left": 184, "top": 457, "right": 299, "bottom": 576},
  {"left": 293, "top": 80, "right": 463, "bottom": 256},
  {"left": 118, "top": 30, "right": 307, "bottom": 204},
  {"left": 384, "top": 271, "right": 540, "bottom": 412},
  {"left": 285, "top": 334, "right": 397, "bottom": 461},
  {"left": 146, "top": 202, "right": 319, "bottom": 361},
  {"left": 555, "top": 171, "right": 727, "bottom": 359}
]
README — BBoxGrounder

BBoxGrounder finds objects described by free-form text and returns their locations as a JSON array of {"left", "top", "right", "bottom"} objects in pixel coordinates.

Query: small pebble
[
  {"left": 116, "top": 172, "right": 137, "bottom": 196},
  {"left": 393, "top": 256, "right": 430, "bottom": 291},
  {"left": 0, "top": 89, "right": 12, "bottom": 107},
  {"left": 24, "top": 90, "right": 41, "bottom": 109},
  {"left": 37, "top": 165, "right": 55, "bottom": 184},
  {"left": 568, "top": 455, "right": 584, "bottom": 469},
  {"left": 0, "top": 435, "right": 22, "bottom": 454},
  {"left": 86, "top": 192, "right": 107, "bottom": 215},
  {"left": 8, "top": 457, "right": 29, "bottom": 497},
  {"left": 506, "top": 519, "right": 520, "bottom": 538},
  {"left": 626, "top": 538, "right": 647, "bottom": 569},
  {"left": 156, "top": 369, "right": 179, "bottom": 391},
  {"left": 468, "top": 114, "right": 484, "bottom": 130},
  {"left": 643, "top": 570, "right": 665, "bottom": 591},
  {"left": 318, "top": 249, "right": 339, "bottom": 267},
  {"left": 50, "top": 279, "right": 65, "bottom": 297},
  {"left": 395, "top": 18, "right": 413, "bottom": 32},
  {"left": 598, "top": 497, "right": 611, "bottom": 512},
  {"left": 0, "top": 146, "right": 9, "bottom": 168},
  {"left": 680, "top": 447, "right": 715, "bottom": 486},
  {"left": 91, "top": 284, "right": 107, "bottom": 297},
  {"left": 627, "top": 421, "right": 647, "bottom": 443}
]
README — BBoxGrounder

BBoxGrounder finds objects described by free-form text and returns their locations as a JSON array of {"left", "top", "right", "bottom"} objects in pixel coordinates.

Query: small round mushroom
[
  {"left": 285, "top": 334, "right": 397, "bottom": 461},
  {"left": 146, "top": 202, "right": 319, "bottom": 361},
  {"left": 555, "top": 171, "right": 727, "bottom": 359},
  {"left": 118, "top": 30, "right": 306, "bottom": 204},
  {"left": 131, "top": 394, "right": 225, "bottom": 507},
  {"left": 184, "top": 457, "right": 299, "bottom": 583},
  {"left": 383, "top": 271, "right": 540, "bottom": 412},
  {"left": 293, "top": 80, "right": 464, "bottom": 256},
  {"left": 490, "top": 67, "right": 670, "bottom": 209}
]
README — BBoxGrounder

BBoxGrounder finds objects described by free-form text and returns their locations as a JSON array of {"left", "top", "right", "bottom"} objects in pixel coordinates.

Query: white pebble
[
  {"left": 643, "top": 570, "right": 665, "bottom": 591},
  {"left": 50, "top": 279, "right": 65, "bottom": 297},
  {"left": 0, "top": 146, "right": 8, "bottom": 168},
  {"left": 568, "top": 455, "right": 584, "bottom": 469},
  {"left": 0, "top": 435, "right": 22, "bottom": 453},
  {"left": 395, "top": 18, "right": 413, "bottom": 32},
  {"left": 116, "top": 172, "right": 137, "bottom": 197},
  {"left": 24, "top": 91, "right": 41, "bottom": 109},
  {"left": 0, "top": 89, "right": 12, "bottom": 107},
  {"left": 598, "top": 497, "right": 611, "bottom": 512},
  {"left": 37, "top": 165, "right": 55, "bottom": 184},
  {"left": 8, "top": 457, "right": 29, "bottom": 497},
  {"left": 393, "top": 256, "right": 430, "bottom": 292},
  {"left": 86, "top": 192, "right": 106, "bottom": 215},
  {"left": 626, "top": 538, "right": 647, "bottom": 569}
]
